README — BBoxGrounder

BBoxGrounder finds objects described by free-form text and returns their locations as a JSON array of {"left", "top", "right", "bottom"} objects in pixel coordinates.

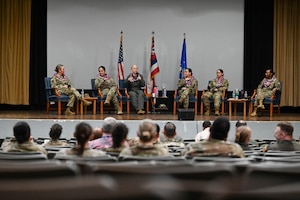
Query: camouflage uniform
[
  {"left": 177, "top": 76, "right": 198, "bottom": 109},
  {"left": 95, "top": 76, "right": 121, "bottom": 111},
  {"left": 55, "top": 148, "right": 107, "bottom": 157},
  {"left": 182, "top": 139, "right": 244, "bottom": 158},
  {"left": 266, "top": 140, "right": 300, "bottom": 151},
  {"left": 202, "top": 78, "right": 229, "bottom": 111},
  {"left": 51, "top": 74, "right": 81, "bottom": 108},
  {"left": 119, "top": 145, "right": 170, "bottom": 157},
  {"left": 1, "top": 138, "right": 47, "bottom": 155},
  {"left": 43, "top": 139, "right": 70, "bottom": 147},
  {"left": 253, "top": 76, "right": 280, "bottom": 107}
]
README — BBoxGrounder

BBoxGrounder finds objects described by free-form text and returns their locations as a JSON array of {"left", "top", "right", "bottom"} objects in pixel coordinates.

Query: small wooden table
[
  {"left": 228, "top": 98, "right": 249, "bottom": 119},
  {"left": 80, "top": 97, "right": 98, "bottom": 115}
]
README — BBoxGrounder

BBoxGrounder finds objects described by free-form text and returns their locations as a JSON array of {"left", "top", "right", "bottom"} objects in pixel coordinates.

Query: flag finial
[
  {"left": 183, "top": 33, "right": 186, "bottom": 38},
  {"left": 152, "top": 31, "right": 155, "bottom": 35},
  {"left": 120, "top": 31, "right": 123, "bottom": 34}
]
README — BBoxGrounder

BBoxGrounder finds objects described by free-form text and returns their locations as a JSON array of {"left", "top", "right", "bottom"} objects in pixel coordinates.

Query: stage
[{"left": 0, "top": 110, "right": 300, "bottom": 142}]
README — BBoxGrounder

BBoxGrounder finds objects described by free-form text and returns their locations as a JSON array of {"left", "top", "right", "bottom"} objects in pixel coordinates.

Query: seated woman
[
  {"left": 55, "top": 122, "right": 106, "bottom": 157},
  {"left": 119, "top": 119, "right": 170, "bottom": 157},
  {"left": 105, "top": 122, "right": 129, "bottom": 156},
  {"left": 43, "top": 124, "right": 70, "bottom": 147},
  {"left": 234, "top": 126, "right": 252, "bottom": 151}
]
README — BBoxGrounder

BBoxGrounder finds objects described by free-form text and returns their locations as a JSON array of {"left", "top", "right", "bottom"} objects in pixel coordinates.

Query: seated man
[
  {"left": 177, "top": 68, "right": 198, "bottom": 109},
  {"left": 1, "top": 121, "right": 47, "bottom": 155},
  {"left": 250, "top": 69, "right": 281, "bottom": 117},
  {"left": 202, "top": 69, "right": 229, "bottom": 116},
  {"left": 264, "top": 122, "right": 300, "bottom": 152},
  {"left": 160, "top": 122, "right": 185, "bottom": 148},
  {"left": 183, "top": 117, "right": 244, "bottom": 158}
]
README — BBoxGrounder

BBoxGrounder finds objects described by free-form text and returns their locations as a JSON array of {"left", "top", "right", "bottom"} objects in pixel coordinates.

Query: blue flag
[{"left": 179, "top": 37, "right": 187, "bottom": 79}]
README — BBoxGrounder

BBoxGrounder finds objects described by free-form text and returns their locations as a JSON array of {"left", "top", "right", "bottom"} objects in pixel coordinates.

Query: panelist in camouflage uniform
[
  {"left": 51, "top": 64, "right": 92, "bottom": 115},
  {"left": 202, "top": 69, "right": 229, "bottom": 116},
  {"left": 95, "top": 66, "right": 123, "bottom": 115},
  {"left": 182, "top": 117, "right": 244, "bottom": 158},
  {"left": 250, "top": 69, "right": 281, "bottom": 117},
  {"left": 177, "top": 68, "right": 198, "bottom": 109}
]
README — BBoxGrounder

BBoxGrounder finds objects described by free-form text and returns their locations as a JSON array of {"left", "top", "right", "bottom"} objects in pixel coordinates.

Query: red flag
[{"left": 148, "top": 32, "right": 160, "bottom": 94}]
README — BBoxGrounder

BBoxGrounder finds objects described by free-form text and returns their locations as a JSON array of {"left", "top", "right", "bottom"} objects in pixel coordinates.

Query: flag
[
  {"left": 179, "top": 35, "right": 187, "bottom": 79},
  {"left": 147, "top": 32, "right": 160, "bottom": 94},
  {"left": 117, "top": 32, "right": 124, "bottom": 81}
]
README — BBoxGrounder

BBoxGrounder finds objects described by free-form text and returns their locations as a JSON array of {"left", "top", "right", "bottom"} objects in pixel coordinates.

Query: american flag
[
  {"left": 149, "top": 32, "right": 160, "bottom": 94},
  {"left": 117, "top": 32, "right": 124, "bottom": 80}
]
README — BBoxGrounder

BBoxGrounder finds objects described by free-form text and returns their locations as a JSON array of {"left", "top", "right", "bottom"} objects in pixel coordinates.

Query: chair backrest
[
  {"left": 275, "top": 80, "right": 282, "bottom": 103},
  {"left": 0, "top": 151, "right": 47, "bottom": 161},
  {"left": 90, "top": 78, "right": 97, "bottom": 97},
  {"left": 44, "top": 77, "right": 53, "bottom": 100}
]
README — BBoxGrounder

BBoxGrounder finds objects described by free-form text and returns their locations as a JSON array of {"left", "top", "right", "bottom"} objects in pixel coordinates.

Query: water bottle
[
  {"left": 162, "top": 87, "right": 167, "bottom": 97},
  {"left": 244, "top": 91, "right": 248, "bottom": 99},
  {"left": 81, "top": 89, "right": 84, "bottom": 98},
  {"left": 155, "top": 87, "right": 159, "bottom": 97},
  {"left": 232, "top": 91, "right": 236, "bottom": 99},
  {"left": 235, "top": 89, "right": 239, "bottom": 99}
]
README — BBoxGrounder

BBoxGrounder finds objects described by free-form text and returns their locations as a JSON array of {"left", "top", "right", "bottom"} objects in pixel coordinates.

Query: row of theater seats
[{"left": 1, "top": 151, "right": 300, "bottom": 200}]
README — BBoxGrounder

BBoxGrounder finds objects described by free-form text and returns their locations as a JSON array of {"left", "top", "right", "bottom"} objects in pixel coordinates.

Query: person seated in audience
[
  {"left": 43, "top": 123, "right": 69, "bottom": 147},
  {"left": 235, "top": 120, "right": 247, "bottom": 128},
  {"left": 119, "top": 119, "right": 170, "bottom": 157},
  {"left": 89, "top": 117, "right": 117, "bottom": 150},
  {"left": 128, "top": 123, "right": 161, "bottom": 146},
  {"left": 1, "top": 121, "right": 47, "bottom": 155},
  {"left": 195, "top": 120, "right": 211, "bottom": 142},
  {"left": 160, "top": 122, "right": 185, "bottom": 148},
  {"left": 263, "top": 122, "right": 300, "bottom": 152},
  {"left": 106, "top": 122, "right": 129, "bottom": 156},
  {"left": 55, "top": 122, "right": 106, "bottom": 157},
  {"left": 234, "top": 126, "right": 252, "bottom": 150},
  {"left": 160, "top": 123, "right": 183, "bottom": 143},
  {"left": 182, "top": 117, "right": 244, "bottom": 158},
  {"left": 89, "top": 127, "right": 103, "bottom": 141}
]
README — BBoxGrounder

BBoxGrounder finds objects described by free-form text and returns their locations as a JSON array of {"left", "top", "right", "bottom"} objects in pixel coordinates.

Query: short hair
[
  {"left": 112, "top": 123, "right": 129, "bottom": 148},
  {"left": 235, "top": 120, "right": 247, "bottom": 128},
  {"left": 164, "top": 122, "right": 176, "bottom": 138},
  {"left": 202, "top": 120, "right": 211, "bottom": 129},
  {"left": 102, "top": 117, "right": 117, "bottom": 133},
  {"left": 55, "top": 64, "right": 64, "bottom": 73},
  {"left": 277, "top": 122, "right": 293, "bottom": 136},
  {"left": 235, "top": 126, "right": 252, "bottom": 144},
  {"left": 137, "top": 119, "right": 156, "bottom": 143},
  {"left": 49, "top": 124, "right": 63, "bottom": 140},
  {"left": 209, "top": 117, "right": 230, "bottom": 140},
  {"left": 13, "top": 121, "right": 31, "bottom": 143}
]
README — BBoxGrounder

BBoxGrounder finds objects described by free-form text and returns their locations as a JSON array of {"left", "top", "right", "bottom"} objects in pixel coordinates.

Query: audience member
[
  {"left": 55, "top": 122, "right": 106, "bottom": 157},
  {"left": 183, "top": 117, "right": 244, "bottom": 158},
  {"left": 160, "top": 122, "right": 185, "bottom": 148},
  {"left": 89, "top": 127, "right": 103, "bottom": 141},
  {"left": 195, "top": 120, "right": 211, "bottom": 142},
  {"left": 106, "top": 122, "right": 129, "bottom": 155},
  {"left": 128, "top": 123, "right": 161, "bottom": 146},
  {"left": 89, "top": 117, "right": 117, "bottom": 150},
  {"left": 119, "top": 119, "right": 170, "bottom": 156},
  {"left": 234, "top": 126, "right": 252, "bottom": 150},
  {"left": 43, "top": 123, "right": 69, "bottom": 147},
  {"left": 235, "top": 120, "right": 247, "bottom": 128},
  {"left": 1, "top": 121, "right": 47, "bottom": 155},
  {"left": 264, "top": 122, "right": 300, "bottom": 151}
]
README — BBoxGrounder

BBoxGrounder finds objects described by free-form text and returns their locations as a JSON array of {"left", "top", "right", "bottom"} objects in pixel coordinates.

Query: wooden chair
[
  {"left": 173, "top": 89, "right": 198, "bottom": 115},
  {"left": 249, "top": 80, "right": 282, "bottom": 117},
  {"left": 44, "top": 77, "right": 69, "bottom": 115},
  {"left": 90, "top": 79, "right": 123, "bottom": 114}
]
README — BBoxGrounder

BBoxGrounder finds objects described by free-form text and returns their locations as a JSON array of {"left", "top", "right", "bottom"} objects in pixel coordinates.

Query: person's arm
[
  {"left": 190, "top": 79, "right": 198, "bottom": 94},
  {"left": 177, "top": 78, "right": 185, "bottom": 88},
  {"left": 139, "top": 74, "right": 145, "bottom": 87},
  {"left": 218, "top": 79, "right": 229, "bottom": 92},
  {"left": 94, "top": 77, "right": 103, "bottom": 88},
  {"left": 257, "top": 80, "right": 264, "bottom": 90}
]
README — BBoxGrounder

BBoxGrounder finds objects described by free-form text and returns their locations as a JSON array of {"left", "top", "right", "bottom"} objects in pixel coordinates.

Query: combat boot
[
  {"left": 82, "top": 99, "right": 92, "bottom": 106},
  {"left": 104, "top": 95, "right": 112, "bottom": 106},
  {"left": 204, "top": 107, "right": 210, "bottom": 116},
  {"left": 117, "top": 109, "right": 123, "bottom": 115},
  {"left": 250, "top": 107, "right": 257, "bottom": 117},
  {"left": 214, "top": 108, "right": 220, "bottom": 116},
  {"left": 65, "top": 107, "right": 75, "bottom": 115},
  {"left": 257, "top": 99, "right": 265, "bottom": 109}
]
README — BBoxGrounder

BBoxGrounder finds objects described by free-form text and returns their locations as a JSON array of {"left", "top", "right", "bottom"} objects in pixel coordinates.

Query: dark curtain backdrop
[
  {"left": 243, "top": 0, "right": 274, "bottom": 93},
  {"left": 29, "top": 0, "right": 47, "bottom": 109},
  {"left": 26, "top": 0, "right": 275, "bottom": 110}
]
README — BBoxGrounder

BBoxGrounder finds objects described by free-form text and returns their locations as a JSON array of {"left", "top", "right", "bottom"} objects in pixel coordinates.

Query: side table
[
  {"left": 228, "top": 98, "right": 249, "bottom": 119},
  {"left": 80, "top": 97, "right": 98, "bottom": 115}
]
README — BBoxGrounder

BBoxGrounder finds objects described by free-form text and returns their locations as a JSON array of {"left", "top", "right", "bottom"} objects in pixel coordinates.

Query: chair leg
[
  {"left": 194, "top": 102, "right": 197, "bottom": 115},
  {"left": 46, "top": 103, "right": 50, "bottom": 114},
  {"left": 221, "top": 102, "right": 225, "bottom": 115},
  {"left": 127, "top": 102, "right": 130, "bottom": 114},
  {"left": 278, "top": 105, "right": 280, "bottom": 117},
  {"left": 270, "top": 103, "right": 273, "bottom": 117},
  {"left": 100, "top": 102, "right": 104, "bottom": 115},
  {"left": 58, "top": 101, "right": 61, "bottom": 115},
  {"left": 173, "top": 102, "right": 177, "bottom": 115},
  {"left": 249, "top": 102, "right": 253, "bottom": 116},
  {"left": 200, "top": 102, "right": 203, "bottom": 115}
]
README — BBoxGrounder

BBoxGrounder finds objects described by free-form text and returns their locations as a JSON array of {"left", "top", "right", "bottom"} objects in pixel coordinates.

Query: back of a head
[
  {"left": 49, "top": 123, "right": 63, "bottom": 140},
  {"left": 111, "top": 122, "right": 129, "bottom": 148},
  {"left": 164, "top": 122, "right": 176, "bottom": 138},
  {"left": 102, "top": 117, "right": 117, "bottom": 133},
  {"left": 13, "top": 121, "right": 31, "bottom": 143},
  {"left": 138, "top": 119, "right": 156, "bottom": 143},
  {"left": 235, "top": 126, "right": 252, "bottom": 144},
  {"left": 210, "top": 117, "right": 230, "bottom": 141},
  {"left": 74, "top": 122, "right": 93, "bottom": 155},
  {"left": 202, "top": 120, "right": 211, "bottom": 129},
  {"left": 235, "top": 120, "right": 247, "bottom": 128},
  {"left": 277, "top": 121, "right": 294, "bottom": 137}
]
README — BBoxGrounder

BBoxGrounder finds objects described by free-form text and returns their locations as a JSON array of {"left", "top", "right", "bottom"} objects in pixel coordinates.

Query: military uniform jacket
[
  {"left": 119, "top": 144, "right": 170, "bottom": 157},
  {"left": 208, "top": 78, "right": 229, "bottom": 92},
  {"left": 177, "top": 76, "right": 198, "bottom": 94},
  {"left": 257, "top": 76, "right": 281, "bottom": 91},
  {"left": 94, "top": 76, "right": 117, "bottom": 91},
  {"left": 50, "top": 74, "right": 73, "bottom": 94},
  {"left": 1, "top": 139, "right": 47, "bottom": 155},
  {"left": 267, "top": 140, "right": 300, "bottom": 151}
]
